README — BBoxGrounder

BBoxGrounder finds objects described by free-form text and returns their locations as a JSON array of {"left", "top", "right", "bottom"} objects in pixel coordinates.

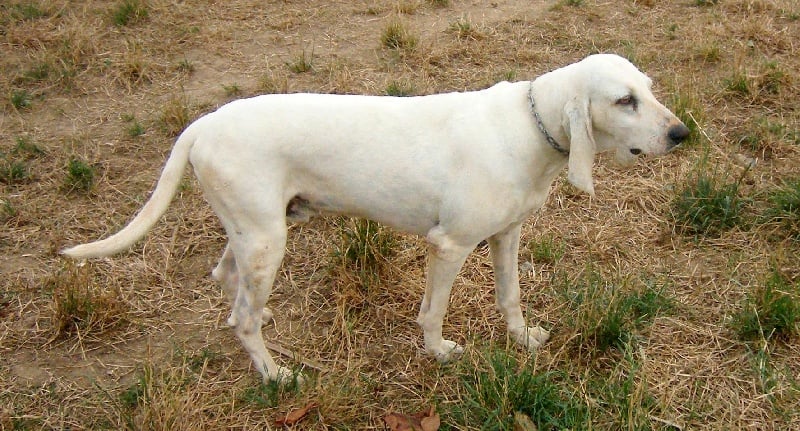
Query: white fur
[{"left": 62, "top": 54, "right": 687, "bottom": 382}]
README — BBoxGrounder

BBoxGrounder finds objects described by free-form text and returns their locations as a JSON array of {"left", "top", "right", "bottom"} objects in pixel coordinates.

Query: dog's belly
[{"left": 286, "top": 190, "right": 440, "bottom": 236}]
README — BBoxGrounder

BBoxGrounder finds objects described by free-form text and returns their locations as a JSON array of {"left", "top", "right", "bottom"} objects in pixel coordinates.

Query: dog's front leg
[
  {"left": 417, "top": 228, "right": 472, "bottom": 362},
  {"left": 488, "top": 222, "right": 550, "bottom": 351}
]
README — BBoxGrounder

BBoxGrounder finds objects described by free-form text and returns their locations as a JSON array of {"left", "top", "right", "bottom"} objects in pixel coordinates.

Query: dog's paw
[
  {"left": 266, "top": 366, "right": 305, "bottom": 386},
  {"left": 227, "top": 307, "right": 273, "bottom": 328},
  {"left": 511, "top": 326, "right": 550, "bottom": 351},
  {"left": 429, "top": 339, "right": 465, "bottom": 363},
  {"left": 262, "top": 307, "right": 274, "bottom": 324}
]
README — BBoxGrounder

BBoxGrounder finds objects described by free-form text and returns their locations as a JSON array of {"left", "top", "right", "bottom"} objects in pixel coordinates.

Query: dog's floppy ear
[{"left": 563, "top": 97, "right": 596, "bottom": 196}]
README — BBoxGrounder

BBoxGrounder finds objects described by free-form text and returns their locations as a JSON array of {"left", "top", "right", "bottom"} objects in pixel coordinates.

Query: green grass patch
[
  {"left": 724, "top": 61, "right": 788, "bottom": 99},
  {"left": 671, "top": 166, "right": 748, "bottom": 238},
  {"left": 744, "top": 343, "right": 799, "bottom": 417},
  {"left": 332, "top": 218, "right": 396, "bottom": 287},
  {"left": 14, "top": 135, "right": 45, "bottom": 156},
  {"left": 0, "top": 158, "right": 28, "bottom": 184},
  {"left": 723, "top": 69, "right": 752, "bottom": 97},
  {"left": 447, "top": 349, "right": 589, "bottom": 430},
  {"left": 560, "top": 271, "right": 674, "bottom": 353},
  {"left": 526, "top": 235, "right": 565, "bottom": 265},
  {"left": 5, "top": 2, "right": 49, "bottom": 21},
  {"left": 126, "top": 121, "right": 145, "bottom": 138},
  {"left": 46, "top": 264, "right": 126, "bottom": 338},
  {"left": 758, "top": 61, "right": 786, "bottom": 95},
  {"left": 667, "top": 91, "right": 704, "bottom": 146},
  {"left": 176, "top": 58, "right": 195, "bottom": 73},
  {"left": 0, "top": 136, "right": 46, "bottom": 185},
  {"left": 238, "top": 377, "right": 302, "bottom": 409},
  {"left": 286, "top": 49, "right": 314, "bottom": 73},
  {"left": 65, "top": 157, "right": 96, "bottom": 192},
  {"left": 696, "top": 42, "right": 721, "bottom": 62},
  {"left": 23, "top": 61, "right": 52, "bottom": 83},
  {"left": 222, "top": 83, "right": 242, "bottom": 97},
  {"left": 385, "top": 80, "right": 415, "bottom": 96},
  {"left": 732, "top": 269, "right": 800, "bottom": 342},
  {"left": 586, "top": 345, "right": 662, "bottom": 430},
  {"left": 427, "top": 0, "right": 450, "bottom": 7},
  {"left": 121, "top": 114, "right": 145, "bottom": 138},
  {"left": 10, "top": 89, "right": 33, "bottom": 109},
  {"left": 381, "top": 20, "right": 418, "bottom": 51},
  {"left": 111, "top": 0, "right": 148, "bottom": 26},
  {"left": 761, "top": 178, "right": 800, "bottom": 240},
  {"left": 448, "top": 15, "right": 483, "bottom": 40},
  {"left": 735, "top": 116, "right": 799, "bottom": 157},
  {"left": 113, "top": 359, "right": 209, "bottom": 430},
  {"left": 160, "top": 94, "right": 192, "bottom": 136},
  {"left": 1, "top": 198, "right": 17, "bottom": 221}
]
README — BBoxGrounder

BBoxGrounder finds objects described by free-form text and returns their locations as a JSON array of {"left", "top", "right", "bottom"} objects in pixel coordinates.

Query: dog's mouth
[{"left": 614, "top": 147, "right": 639, "bottom": 167}]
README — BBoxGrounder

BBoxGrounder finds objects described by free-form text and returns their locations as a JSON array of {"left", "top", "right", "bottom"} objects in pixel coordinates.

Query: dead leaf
[
  {"left": 384, "top": 405, "right": 440, "bottom": 431},
  {"left": 419, "top": 413, "right": 440, "bottom": 431},
  {"left": 275, "top": 402, "right": 318, "bottom": 426},
  {"left": 384, "top": 413, "right": 414, "bottom": 431},
  {"left": 513, "top": 411, "right": 538, "bottom": 431}
]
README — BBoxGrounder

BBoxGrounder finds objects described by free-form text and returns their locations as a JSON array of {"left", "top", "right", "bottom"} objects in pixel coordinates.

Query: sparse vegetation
[
  {"left": 448, "top": 349, "right": 589, "bottom": 429},
  {"left": 0, "top": 159, "right": 27, "bottom": 184},
  {"left": 64, "top": 157, "right": 96, "bottom": 192},
  {"left": 332, "top": 218, "right": 396, "bottom": 287},
  {"left": 762, "top": 179, "right": 800, "bottom": 240},
  {"left": 724, "top": 69, "right": 752, "bottom": 97},
  {"left": 560, "top": 270, "right": 674, "bottom": 353},
  {"left": 2, "top": 0, "right": 799, "bottom": 429},
  {"left": 10, "top": 89, "right": 32, "bottom": 109},
  {"left": 0, "top": 137, "right": 45, "bottom": 185},
  {"left": 47, "top": 264, "right": 126, "bottom": 338},
  {"left": 127, "top": 121, "right": 145, "bottom": 138},
  {"left": 381, "top": 19, "right": 418, "bottom": 51},
  {"left": 0, "top": 198, "right": 17, "bottom": 221},
  {"left": 287, "top": 49, "right": 314, "bottom": 73},
  {"left": 732, "top": 269, "right": 800, "bottom": 342},
  {"left": 160, "top": 94, "right": 192, "bottom": 136},
  {"left": 526, "top": 235, "right": 565, "bottom": 265},
  {"left": 385, "top": 80, "right": 415, "bottom": 96},
  {"left": 449, "top": 15, "right": 484, "bottom": 40},
  {"left": 671, "top": 168, "right": 747, "bottom": 238},
  {"left": 668, "top": 90, "right": 704, "bottom": 146},
  {"left": 111, "top": 0, "right": 148, "bottom": 26},
  {"left": 176, "top": 58, "right": 194, "bottom": 73},
  {"left": 222, "top": 83, "right": 242, "bottom": 97},
  {"left": 5, "top": 2, "right": 49, "bottom": 21}
]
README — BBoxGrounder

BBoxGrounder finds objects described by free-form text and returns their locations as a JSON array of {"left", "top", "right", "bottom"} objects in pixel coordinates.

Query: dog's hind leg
[
  {"left": 227, "top": 219, "right": 297, "bottom": 383},
  {"left": 488, "top": 222, "right": 550, "bottom": 351},
  {"left": 212, "top": 244, "right": 273, "bottom": 326},
  {"left": 212, "top": 245, "right": 239, "bottom": 302}
]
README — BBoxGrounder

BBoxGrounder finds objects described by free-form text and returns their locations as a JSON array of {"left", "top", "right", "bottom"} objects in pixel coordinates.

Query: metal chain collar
[{"left": 528, "top": 83, "right": 569, "bottom": 156}]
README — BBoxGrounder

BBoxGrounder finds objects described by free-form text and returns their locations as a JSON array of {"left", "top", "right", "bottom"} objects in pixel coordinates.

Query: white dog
[{"left": 63, "top": 54, "right": 689, "bottom": 383}]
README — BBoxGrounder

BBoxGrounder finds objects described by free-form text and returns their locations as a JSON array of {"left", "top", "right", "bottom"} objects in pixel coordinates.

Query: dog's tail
[{"left": 61, "top": 122, "right": 200, "bottom": 259}]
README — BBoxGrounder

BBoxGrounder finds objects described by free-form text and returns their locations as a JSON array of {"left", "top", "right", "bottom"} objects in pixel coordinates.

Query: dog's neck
[{"left": 528, "top": 82, "right": 569, "bottom": 157}]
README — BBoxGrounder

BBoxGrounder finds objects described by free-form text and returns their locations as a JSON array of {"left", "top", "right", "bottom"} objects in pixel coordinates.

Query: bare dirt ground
[{"left": 1, "top": 0, "right": 799, "bottom": 429}]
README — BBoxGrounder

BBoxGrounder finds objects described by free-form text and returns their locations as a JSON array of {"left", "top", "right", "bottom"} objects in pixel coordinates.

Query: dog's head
[{"left": 559, "top": 54, "right": 689, "bottom": 196}]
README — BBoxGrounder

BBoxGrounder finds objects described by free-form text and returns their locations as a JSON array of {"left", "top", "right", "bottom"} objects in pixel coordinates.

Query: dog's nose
[{"left": 667, "top": 123, "right": 691, "bottom": 148}]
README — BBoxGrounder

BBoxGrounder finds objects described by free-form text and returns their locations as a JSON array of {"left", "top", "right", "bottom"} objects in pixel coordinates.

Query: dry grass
[{"left": 1, "top": 0, "right": 799, "bottom": 429}]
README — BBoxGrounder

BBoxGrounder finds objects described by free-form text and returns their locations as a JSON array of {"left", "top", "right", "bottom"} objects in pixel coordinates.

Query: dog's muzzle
[{"left": 667, "top": 123, "right": 691, "bottom": 150}]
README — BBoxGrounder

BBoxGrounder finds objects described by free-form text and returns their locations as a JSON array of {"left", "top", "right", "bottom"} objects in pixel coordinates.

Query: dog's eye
[{"left": 616, "top": 95, "right": 636, "bottom": 106}]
